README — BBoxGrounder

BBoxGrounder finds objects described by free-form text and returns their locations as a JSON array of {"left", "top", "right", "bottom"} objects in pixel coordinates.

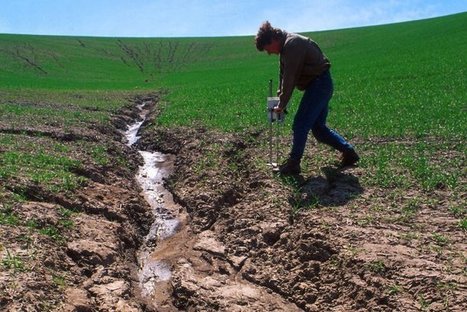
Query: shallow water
[
  {"left": 124, "top": 102, "right": 180, "bottom": 298},
  {"left": 125, "top": 120, "right": 145, "bottom": 147},
  {"left": 136, "top": 151, "right": 180, "bottom": 241}
]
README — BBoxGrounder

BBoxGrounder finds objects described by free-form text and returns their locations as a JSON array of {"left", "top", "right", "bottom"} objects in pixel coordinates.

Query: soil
[{"left": 0, "top": 95, "right": 465, "bottom": 311}]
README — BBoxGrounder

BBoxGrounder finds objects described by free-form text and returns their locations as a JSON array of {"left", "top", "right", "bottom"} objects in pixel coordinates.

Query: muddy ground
[
  {"left": 0, "top": 95, "right": 465, "bottom": 311},
  {"left": 141, "top": 129, "right": 466, "bottom": 311}
]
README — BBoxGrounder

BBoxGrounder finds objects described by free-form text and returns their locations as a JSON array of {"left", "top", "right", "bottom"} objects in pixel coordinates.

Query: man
[{"left": 255, "top": 21, "right": 359, "bottom": 175}]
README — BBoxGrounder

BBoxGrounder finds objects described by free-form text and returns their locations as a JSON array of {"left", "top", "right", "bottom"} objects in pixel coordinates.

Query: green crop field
[
  {"left": 1, "top": 12, "right": 465, "bottom": 194},
  {"left": 1, "top": 12, "right": 466, "bottom": 311},
  {"left": 0, "top": 13, "right": 465, "bottom": 136}
]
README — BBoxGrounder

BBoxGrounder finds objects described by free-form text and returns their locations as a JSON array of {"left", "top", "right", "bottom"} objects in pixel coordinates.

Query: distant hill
[{"left": 0, "top": 12, "right": 465, "bottom": 91}]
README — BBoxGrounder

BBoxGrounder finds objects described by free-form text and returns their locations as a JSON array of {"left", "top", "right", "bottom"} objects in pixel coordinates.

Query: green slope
[{"left": 0, "top": 13, "right": 466, "bottom": 137}]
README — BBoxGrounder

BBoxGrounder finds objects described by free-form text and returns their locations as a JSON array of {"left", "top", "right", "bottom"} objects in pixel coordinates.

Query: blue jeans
[{"left": 290, "top": 70, "right": 354, "bottom": 161}]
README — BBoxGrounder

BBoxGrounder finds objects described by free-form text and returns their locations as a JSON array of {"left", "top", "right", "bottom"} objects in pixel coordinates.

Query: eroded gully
[
  {"left": 123, "top": 99, "right": 303, "bottom": 311},
  {"left": 124, "top": 101, "right": 188, "bottom": 310}
]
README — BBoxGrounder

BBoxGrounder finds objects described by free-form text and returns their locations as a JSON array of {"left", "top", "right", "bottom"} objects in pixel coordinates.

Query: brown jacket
[{"left": 279, "top": 32, "right": 331, "bottom": 108}]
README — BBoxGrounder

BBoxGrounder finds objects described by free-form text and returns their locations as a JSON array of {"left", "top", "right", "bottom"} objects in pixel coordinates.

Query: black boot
[
  {"left": 340, "top": 149, "right": 360, "bottom": 167},
  {"left": 279, "top": 158, "right": 301, "bottom": 175}
]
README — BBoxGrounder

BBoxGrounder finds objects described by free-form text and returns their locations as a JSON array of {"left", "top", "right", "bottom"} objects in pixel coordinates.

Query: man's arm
[{"left": 278, "top": 40, "right": 305, "bottom": 109}]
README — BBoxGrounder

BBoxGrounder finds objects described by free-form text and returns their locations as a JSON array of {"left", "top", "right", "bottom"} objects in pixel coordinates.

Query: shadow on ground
[{"left": 285, "top": 166, "right": 363, "bottom": 209}]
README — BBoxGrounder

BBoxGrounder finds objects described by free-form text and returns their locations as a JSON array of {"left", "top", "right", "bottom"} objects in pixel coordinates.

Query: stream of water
[{"left": 124, "top": 102, "right": 181, "bottom": 297}]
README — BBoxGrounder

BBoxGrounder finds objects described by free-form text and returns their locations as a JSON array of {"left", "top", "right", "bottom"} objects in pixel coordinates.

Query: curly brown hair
[{"left": 255, "top": 21, "right": 285, "bottom": 51}]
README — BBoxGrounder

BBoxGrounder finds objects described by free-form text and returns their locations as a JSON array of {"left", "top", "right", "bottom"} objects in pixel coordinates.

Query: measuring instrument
[{"left": 267, "top": 79, "right": 285, "bottom": 169}]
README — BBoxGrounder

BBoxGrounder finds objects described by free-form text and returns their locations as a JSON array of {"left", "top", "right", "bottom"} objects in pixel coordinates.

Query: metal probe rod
[{"left": 268, "top": 79, "right": 273, "bottom": 165}]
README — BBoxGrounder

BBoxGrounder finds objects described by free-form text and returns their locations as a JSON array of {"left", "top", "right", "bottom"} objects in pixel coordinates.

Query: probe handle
[{"left": 268, "top": 79, "right": 273, "bottom": 98}]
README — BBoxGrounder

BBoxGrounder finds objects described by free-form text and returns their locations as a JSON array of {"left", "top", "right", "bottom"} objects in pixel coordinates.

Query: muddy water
[{"left": 124, "top": 102, "right": 184, "bottom": 301}]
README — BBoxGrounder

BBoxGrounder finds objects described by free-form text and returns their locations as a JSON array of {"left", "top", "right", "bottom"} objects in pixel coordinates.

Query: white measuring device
[{"left": 267, "top": 79, "right": 285, "bottom": 169}]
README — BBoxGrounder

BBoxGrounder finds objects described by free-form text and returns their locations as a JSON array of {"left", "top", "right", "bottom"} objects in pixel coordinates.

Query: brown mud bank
[
  {"left": 0, "top": 95, "right": 158, "bottom": 311},
  {"left": 138, "top": 115, "right": 466, "bottom": 309}
]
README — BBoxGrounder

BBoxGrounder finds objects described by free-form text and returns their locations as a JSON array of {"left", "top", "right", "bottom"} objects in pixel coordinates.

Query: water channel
[{"left": 124, "top": 101, "right": 183, "bottom": 298}]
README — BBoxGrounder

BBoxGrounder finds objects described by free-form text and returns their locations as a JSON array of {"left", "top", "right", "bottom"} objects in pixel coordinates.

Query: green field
[
  {"left": 1, "top": 12, "right": 465, "bottom": 193},
  {"left": 1, "top": 12, "right": 466, "bottom": 311},
  {"left": 0, "top": 13, "right": 465, "bottom": 136}
]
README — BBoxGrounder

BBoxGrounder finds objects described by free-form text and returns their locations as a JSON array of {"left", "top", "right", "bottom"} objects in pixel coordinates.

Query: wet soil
[
  {"left": 137, "top": 110, "right": 466, "bottom": 311},
  {"left": 1, "top": 95, "right": 465, "bottom": 311},
  {"left": 0, "top": 96, "right": 154, "bottom": 311}
]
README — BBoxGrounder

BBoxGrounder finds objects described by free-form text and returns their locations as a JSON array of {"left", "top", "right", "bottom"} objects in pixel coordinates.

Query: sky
[{"left": 0, "top": 0, "right": 466, "bottom": 37}]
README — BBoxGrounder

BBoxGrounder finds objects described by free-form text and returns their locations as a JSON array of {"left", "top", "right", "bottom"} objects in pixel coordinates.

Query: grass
[
  {"left": 1, "top": 13, "right": 464, "bottom": 199},
  {"left": 52, "top": 274, "right": 67, "bottom": 288},
  {"left": 156, "top": 13, "right": 466, "bottom": 138},
  {"left": 0, "top": 15, "right": 465, "bottom": 293},
  {"left": 1, "top": 13, "right": 464, "bottom": 136},
  {"left": 360, "top": 140, "right": 465, "bottom": 191},
  {"left": 2, "top": 17, "right": 465, "bottom": 132},
  {"left": 0, "top": 205, "right": 20, "bottom": 226},
  {"left": 432, "top": 233, "right": 449, "bottom": 246},
  {"left": 2, "top": 249, "right": 25, "bottom": 272},
  {"left": 387, "top": 284, "right": 403, "bottom": 296},
  {"left": 0, "top": 149, "right": 85, "bottom": 192},
  {"left": 459, "top": 219, "right": 467, "bottom": 231},
  {"left": 367, "top": 260, "right": 388, "bottom": 275},
  {"left": 0, "top": 89, "right": 141, "bottom": 195}
]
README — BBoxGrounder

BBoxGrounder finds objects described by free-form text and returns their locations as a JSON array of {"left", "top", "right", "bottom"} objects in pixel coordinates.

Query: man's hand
[{"left": 273, "top": 105, "right": 284, "bottom": 113}]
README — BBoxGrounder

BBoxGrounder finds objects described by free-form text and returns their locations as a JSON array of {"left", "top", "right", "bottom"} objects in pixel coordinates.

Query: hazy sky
[{"left": 1, "top": 0, "right": 466, "bottom": 37}]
